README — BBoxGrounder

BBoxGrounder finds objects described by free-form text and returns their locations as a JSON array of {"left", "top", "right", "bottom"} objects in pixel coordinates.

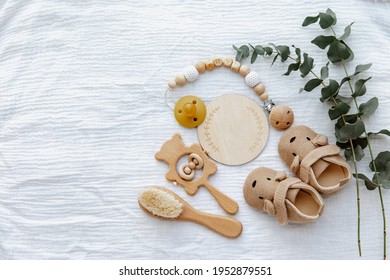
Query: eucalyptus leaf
[
  {"left": 344, "top": 149, "right": 352, "bottom": 161},
  {"left": 344, "top": 145, "right": 364, "bottom": 161},
  {"left": 327, "top": 41, "right": 351, "bottom": 63},
  {"left": 271, "top": 54, "right": 279, "bottom": 66},
  {"left": 354, "top": 63, "right": 372, "bottom": 76},
  {"left": 264, "top": 47, "right": 273, "bottom": 56},
  {"left": 328, "top": 101, "right": 350, "bottom": 120},
  {"left": 339, "top": 22, "right": 354, "bottom": 40},
  {"left": 353, "top": 173, "right": 378, "bottom": 190},
  {"left": 374, "top": 173, "right": 390, "bottom": 189},
  {"left": 342, "top": 113, "right": 361, "bottom": 124},
  {"left": 236, "top": 52, "right": 243, "bottom": 62},
  {"left": 319, "top": 12, "right": 336, "bottom": 29},
  {"left": 295, "top": 46, "right": 301, "bottom": 61},
  {"left": 284, "top": 62, "right": 300, "bottom": 76},
  {"left": 370, "top": 151, "right": 390, "bottom": 174},
  {"left": 320, "top": 63, "right": 329, "bottom": 80},
  {"left": 356, "top": 137, "right": 368, "bottom": 149},
  {"left": 354, "top": 144, "right": 365, "bottom": 161},
  {"left": 370, "top": 151, "right": 390, "bottom": 189},
  {"left": 339, "top": 120, "right": 365, "bottom": 142},
  {"left": 275, "top": 45, "right": 290, "bottom": 62},
  {"left": 255, "top": 45, "right": 265, "bottom": 55},
  {"left": 239, "top": 45, "right": 249, "bottom": 57},
  {"left": 368, "top": 129, "right": 390, "bottom": 137},
  {"left": 320, "top": 79, "right": 340, "bottom": 102},
  {"left": 304, "top": 78, "right": 323, "bottom": 92},
  {"left": 302, "top": 14, "right": 319, "bottom": 26},
  {"left": 335, "top": 95, "right": 353, "bottom": 103},
  {"left": 359, "top": 97, "right": 378, "bottom": 118},
  {"left": 337, "top": 137, "right": 368, "bottom": 150},
  {"left": 343, "top": 42, "right": 355, "bottom": 62},
  {"left": 353, "top": 77, "right": 371, "bottom": 97},
  {"left": 311, "top": 35, "right": 336, "bottom": 49},
  {"left": 299, "top": 53, "right": 314, "bottom": 77},
  {"left": 326, "top": 8, "right": 337, "bottom": 24},
  {"left": 251, "top": 51, "right": 258, "bottom": 63}
]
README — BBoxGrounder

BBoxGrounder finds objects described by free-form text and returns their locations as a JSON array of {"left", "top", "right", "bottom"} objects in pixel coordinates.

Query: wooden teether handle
[
  {"left": 203, "top": 182, "right": 239, "bottom": 215},
  {"left": 184, "top": 207, "right": 242, "bottom": 238}
]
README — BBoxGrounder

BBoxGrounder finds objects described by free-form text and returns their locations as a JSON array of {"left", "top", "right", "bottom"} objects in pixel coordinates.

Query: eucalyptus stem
[
  {"left": 340, "top": 60, "right": 387, "bottom": 259},
  {"left": 290, "top": 55, "right": 363, "bottom": 256},
  {"left": 331, "top": 24, "right": 386, "bottom": 257}
]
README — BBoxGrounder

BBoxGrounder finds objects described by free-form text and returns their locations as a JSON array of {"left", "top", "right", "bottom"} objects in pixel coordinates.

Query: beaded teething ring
[{"left": 165, "top": 57, "right": 295, "bottom": 166}]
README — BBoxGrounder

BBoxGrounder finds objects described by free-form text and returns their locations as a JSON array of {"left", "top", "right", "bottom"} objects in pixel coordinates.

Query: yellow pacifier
[{"left": 174, "top": 95, "right": 206, "bottom": 128}]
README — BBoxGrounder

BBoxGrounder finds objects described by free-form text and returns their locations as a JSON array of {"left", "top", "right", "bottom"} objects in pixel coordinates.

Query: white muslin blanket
[{"left": 0, "top": 0, "right": 389, "bottom": 259}]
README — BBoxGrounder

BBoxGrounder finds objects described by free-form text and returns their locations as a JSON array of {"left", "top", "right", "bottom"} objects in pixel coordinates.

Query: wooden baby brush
[{"left": 138, "top": 186, "right": 242, "bottom": 238}]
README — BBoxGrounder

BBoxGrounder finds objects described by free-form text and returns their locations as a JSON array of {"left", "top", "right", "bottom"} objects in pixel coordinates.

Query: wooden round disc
[{"left": 197, "top": 94, "right": 269, "bottom": 166}]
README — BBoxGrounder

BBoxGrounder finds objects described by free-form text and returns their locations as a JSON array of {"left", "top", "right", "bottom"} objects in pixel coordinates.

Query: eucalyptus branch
[
  {"left": 287, "top": 53, "right": 363, "bottom": 256},
  {"left": 233, "top": 8, "right": 390, "bottom": 259}
]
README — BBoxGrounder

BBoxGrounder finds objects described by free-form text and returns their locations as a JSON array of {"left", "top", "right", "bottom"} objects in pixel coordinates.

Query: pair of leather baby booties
[{"left": 243, "top": 125, "right": 352, "bottom": 224}]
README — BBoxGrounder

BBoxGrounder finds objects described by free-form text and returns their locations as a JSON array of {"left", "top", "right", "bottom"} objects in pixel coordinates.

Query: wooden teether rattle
[{"left": 155, "top": 133, "right": 239, "bottom": 215}]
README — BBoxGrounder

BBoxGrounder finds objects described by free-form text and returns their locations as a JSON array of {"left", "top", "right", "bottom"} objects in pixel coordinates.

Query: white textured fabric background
[{"left": 0, "top": 0, "right": 389, "bottom": 260}]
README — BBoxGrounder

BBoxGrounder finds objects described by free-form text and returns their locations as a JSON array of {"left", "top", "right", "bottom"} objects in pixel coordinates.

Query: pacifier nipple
[
  {"left": 183, "top": 102, "right": 196, "bottom": 117},
  {"left": 174, "top": 95, "right": 206, "bottom": 128}
]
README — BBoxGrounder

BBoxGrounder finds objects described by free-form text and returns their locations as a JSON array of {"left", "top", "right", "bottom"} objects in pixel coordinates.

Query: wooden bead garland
[{"left": 166, "top": 57, "right": 294, "bottom": 131}]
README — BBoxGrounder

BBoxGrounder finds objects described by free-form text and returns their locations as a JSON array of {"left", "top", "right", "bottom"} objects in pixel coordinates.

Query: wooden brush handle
[
  {"left": 204, "top": 182, "right": 239, "bottom": 215},
  {"left": 185, "top": 209, "right": 242, "bottom": 238}
]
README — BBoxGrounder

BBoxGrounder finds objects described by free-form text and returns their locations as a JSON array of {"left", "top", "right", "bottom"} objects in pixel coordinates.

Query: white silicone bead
[
  {"left": 183, "top": 66, "right": 199, "bottom": 82},
  {"left": 245, "top": 71, "right": 261, "bottom": 88}
]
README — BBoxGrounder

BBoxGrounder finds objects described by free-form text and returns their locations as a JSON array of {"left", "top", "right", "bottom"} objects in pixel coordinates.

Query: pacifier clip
[{"left": 165, "top": 57, "right": 295, "bottom": 165}]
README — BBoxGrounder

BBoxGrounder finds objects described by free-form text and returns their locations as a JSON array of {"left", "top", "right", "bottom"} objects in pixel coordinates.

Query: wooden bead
[
  {"left": 184, "top": 166, "right": 192, "bottom": 174},
  {"left": 269, "top": 105, "right": 294, "bottom": 130},
  {"left": 223, "top": 58, "right": 233, "bottom": 68},
  {"left": 189, "top": 153, "right": 203, "bottom": 169},
  {"left": 214, "top": 57, "right": 223, "bottom": 67},
  {"left": 260, "top": 92, "right": 269, "bottom": 101},
  {"left": 239, "top": 64, "right": 250, "bottom": 77},
  {"left": 168, "top": 80, "right": 177, "bottom": 89},
  {"left": 183, "top": 66, "right": 199, "bottom": 82},
  {"left": 175, "top": 74, "right": 186, "bottom": 87},
  {"left": 245, "top": 71, "right": 261, "bottom": 87},
  {"left": 230, "top": 61, "right": 241, "bottom": 73},
  {"left": 178, "top": 163, "right": 195, "bottom": 180},
  {"left": 254, "top": 83, "right": 266, "bottom": 95},
  {"left": 188, "top": 162, "right": 196, "bottom": 169},
  {"left": 205, "top": 60, "right": 215, "bottom": 71},
  {"left": 195, "top": 61, "right": 206, "bottom": 73}
]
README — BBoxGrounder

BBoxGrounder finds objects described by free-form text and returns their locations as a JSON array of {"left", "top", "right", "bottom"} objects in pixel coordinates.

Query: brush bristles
[{"left": 139, "top": 187, "right": 183, "bottom": 218}]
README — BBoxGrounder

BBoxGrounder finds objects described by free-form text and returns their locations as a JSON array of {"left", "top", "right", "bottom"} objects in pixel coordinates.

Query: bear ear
[
  {"left": 312, "top": 134, "right": 328, "bottom": 146},
  {"left": 290, "top": 154, "right": 300, "bottom": 173},
  {"left": 274, "top": 171, "right": 287, "bottom": 182}
]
